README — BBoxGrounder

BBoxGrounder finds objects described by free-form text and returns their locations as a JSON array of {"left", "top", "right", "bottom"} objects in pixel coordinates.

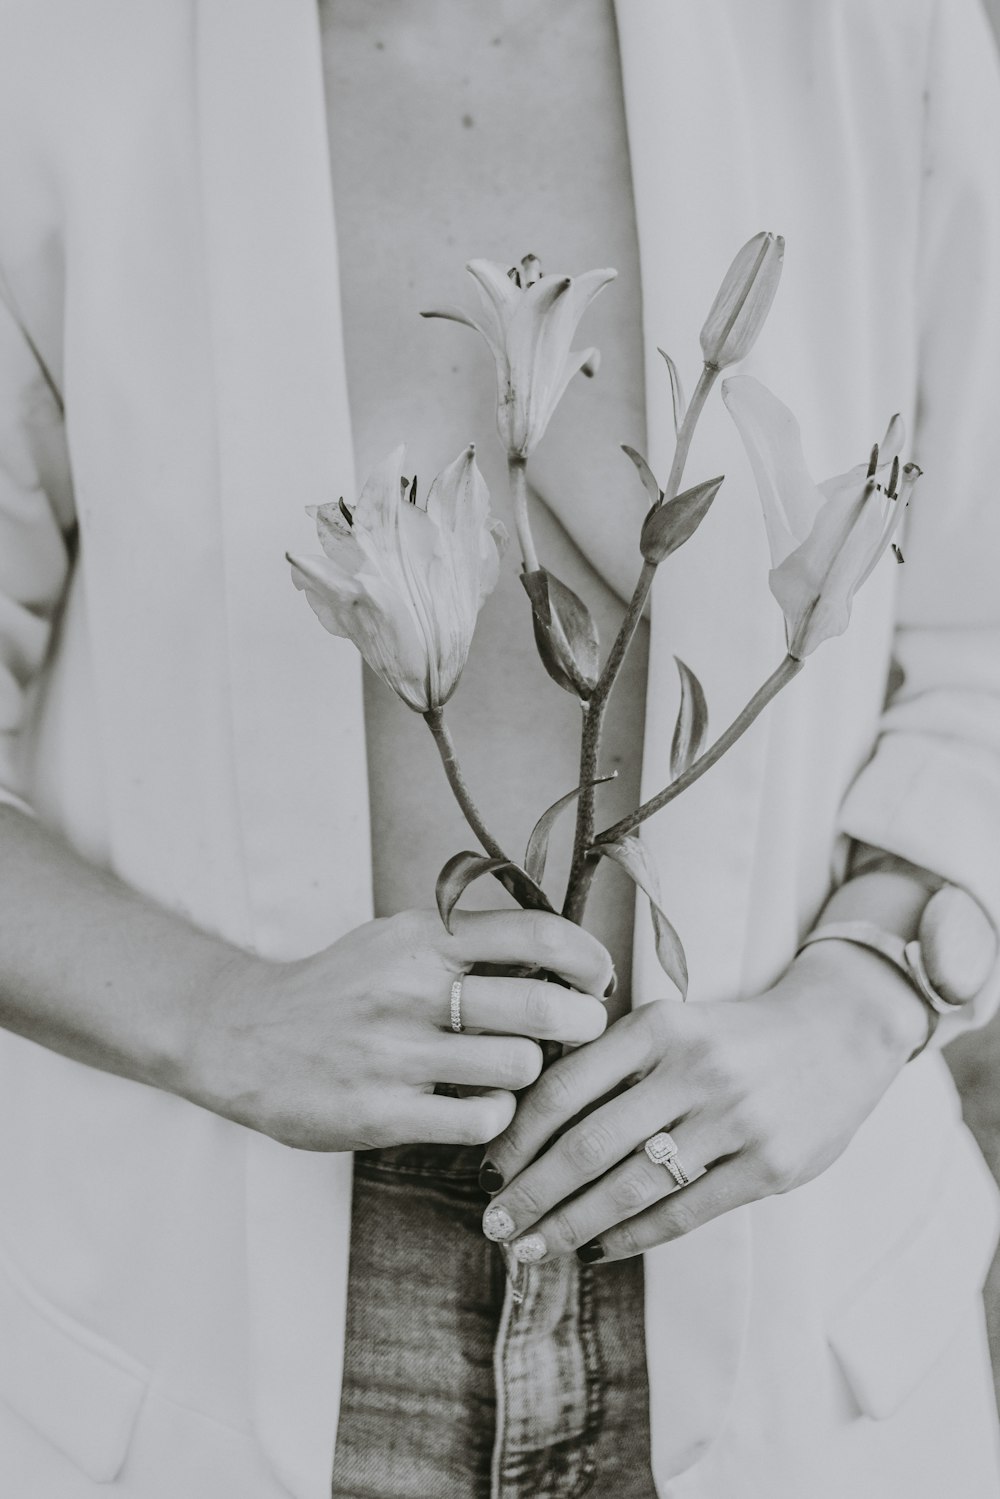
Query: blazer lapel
[{"left": 195, "top": 3, "right": 366, "bottom": 1493}]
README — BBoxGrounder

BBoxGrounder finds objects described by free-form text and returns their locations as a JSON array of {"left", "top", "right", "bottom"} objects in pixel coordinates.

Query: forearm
[{"left": 0, "top": 805, "right": 243, "bottom": 1095}]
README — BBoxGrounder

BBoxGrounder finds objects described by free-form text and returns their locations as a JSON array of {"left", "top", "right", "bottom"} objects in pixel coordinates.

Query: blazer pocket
[
  {"left": 827, "top": 1122, "right": 1000, "bottom": 1421},
  {"left": 0, "top": 1242, "right": 150, "bottom": 1482}
]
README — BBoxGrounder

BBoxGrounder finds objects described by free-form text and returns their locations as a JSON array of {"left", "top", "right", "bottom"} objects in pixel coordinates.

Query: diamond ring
[
  {"left": 644, "top": 1130, "right": 692, "bottom": 1189},
  {"left": 450, "top": 977, "right": 465, "bottom": 1033}
]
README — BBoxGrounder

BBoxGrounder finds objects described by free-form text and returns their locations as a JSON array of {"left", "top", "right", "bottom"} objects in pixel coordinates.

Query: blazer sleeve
[
  {"left": 836, "top": 0, "right": 1000, "bottom": 1038},
  {"left": 0, "top": 275, "right": 74, "bottom": 814}
]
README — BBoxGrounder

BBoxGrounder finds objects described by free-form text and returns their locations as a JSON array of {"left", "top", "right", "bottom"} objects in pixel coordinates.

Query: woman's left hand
[{"left": 480, "top": 940, "right": 930, "bottom": 1264}]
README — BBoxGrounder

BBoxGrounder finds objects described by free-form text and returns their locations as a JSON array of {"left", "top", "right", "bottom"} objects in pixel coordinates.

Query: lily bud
[
  {"left": 288, "top": 446, "right": 506, "bottom": 711},
  {"left": 700, "top": 232, "right": 784, "bottom": 371},
  {"left": 639, "top": 476, "right": 724, "bottom": 565},
  {"left": 422, "top": 256, "right": 616, "bottom": 458},
  {"left": 724, "top": 376, "right": 913, "bottom": 659},
  {"left": 520, "top": 567, "right": 600, "bottom": 699}
]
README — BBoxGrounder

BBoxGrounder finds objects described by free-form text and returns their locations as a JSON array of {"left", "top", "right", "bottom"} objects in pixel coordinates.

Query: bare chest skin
[{"left": 321, "top": 0, "right": 648, "bottom": 1009}]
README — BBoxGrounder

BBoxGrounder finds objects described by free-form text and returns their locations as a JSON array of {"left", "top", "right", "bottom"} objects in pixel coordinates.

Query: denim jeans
[{"left": 331, "top": 1142, "right": 658, "bottom": 1499}]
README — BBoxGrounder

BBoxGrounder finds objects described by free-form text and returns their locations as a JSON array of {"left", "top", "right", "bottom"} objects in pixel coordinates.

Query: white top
[{"left": 0, "top": 3, "right": 999, "bottom": 1496}]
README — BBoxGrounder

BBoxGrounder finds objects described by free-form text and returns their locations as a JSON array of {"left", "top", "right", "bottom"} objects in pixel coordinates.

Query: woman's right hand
[{"left": 181, "top": 908, "right": 613, "bottom": 1152}]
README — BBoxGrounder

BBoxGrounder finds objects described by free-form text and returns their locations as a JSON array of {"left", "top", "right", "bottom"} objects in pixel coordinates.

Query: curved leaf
[
  {"left": 435, "top": 850, "right": 552, "bottom": 933},
  {"left": 621, "top": 444, "right": 662, "bottom": 507},
  {"left": 670, "top": 657, "right": 709, "bottom": 779},
  {"left": 639, "top": 475, "right": 724, "bottom": 565},
  {"left": 657, "top": 348, "right": 687, "bottom": 435},
  {"left": 521, "top": 568, "right": 600, "bottom": 698},
  {"left": 524, "top": 773, "right": 618, "bottom": 886},
  {"left": 598, "top": 836, "right": 688, "bottom": 998}
]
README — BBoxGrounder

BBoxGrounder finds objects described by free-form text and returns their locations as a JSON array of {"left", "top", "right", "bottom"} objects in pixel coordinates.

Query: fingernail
[
  {"left": 604, "top": 969, "right": 618, "bottom": 999},
  {"left": 577, "top": 1240, "right": 605, "bottom": 1264},
  {"left": 479, "top": 1161, "right": 505, "bottom": 1194},
  {"left": 482, "top": 1205, "right": 516, "bottom": 1242},
  {"left": 512, "top": 1232, "right": 547, "bottom": 1263}
]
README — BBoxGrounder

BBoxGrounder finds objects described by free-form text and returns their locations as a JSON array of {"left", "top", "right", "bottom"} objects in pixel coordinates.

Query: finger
[
  {"left": 484, "top": 1009, "right": 657, "bottom": 1188},
  {"left": 484, "top": 1077, "right": 679, "bottom": 1240},
  {"left": 420, "top": 1034, "right": 544, "bottom": 1092},
  {"left": 582, "top": 1157, "right": 749, "bottom": 1263},
  {"left": 457, "top": 976, "right": 607, "bottom": 1045},
  {"left": 447, "top": 909, "right": 614, "bottom": 997},
  {"left": 408, "top": 1088, "right": 517, "bottom": 1147}
]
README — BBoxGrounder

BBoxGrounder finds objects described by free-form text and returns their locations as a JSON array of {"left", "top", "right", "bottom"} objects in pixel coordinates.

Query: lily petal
[{"left": 723, "top": 376, "right": 822, "bottom": 564}]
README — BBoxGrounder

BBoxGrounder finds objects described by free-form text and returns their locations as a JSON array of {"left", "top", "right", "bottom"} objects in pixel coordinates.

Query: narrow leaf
[
  {"left": 521, "top": 568, "right": 600, "bottom": 698},
  {"left": 436, "top": 851, "right": 552, "bottom": 933},
  {"left": 621, "top": 444, "right": 662, "bottom": 507},
  {"left": 657, "top": 349, "right": 687, "bottom": 435},
  {"left": 639, "top": 475, "right": 723, "bottom": 564},
  {"left": 598, "top": 836, "right": 689, "bottom": 998},
  {"left": 670, "top": 657, "right": 709, "bottom": 779},
  {"left": 524, "top": 773, "right": 618, "bottom": 886}
]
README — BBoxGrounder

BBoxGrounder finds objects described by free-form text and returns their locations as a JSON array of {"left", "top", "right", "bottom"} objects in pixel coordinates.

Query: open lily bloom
[
  {"left": 288, "top": 446, "right": 506, "bottom": 712},
  {"left": 723, "top": 376, "right": 914, "bottom": 659},
  {"left": 422, "top": 256, "right": 616, "bottom": 458}
]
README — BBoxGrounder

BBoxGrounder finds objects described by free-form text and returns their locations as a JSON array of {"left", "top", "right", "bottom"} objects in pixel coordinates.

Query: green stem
[
  {"left": 508, "top": 457, "right": 540, "bottom": 574},
  {"left": 593, "top": 654, "right": 803, "bottom": 846},
  {"left": 561, "top": 363, "right": 720, "bottom": 923},
  {"left": 424, "top": 708, "right": 509, "bottom": 862},
  {"left": 662, "top": 364, "right": 718, "bottom": 508}
]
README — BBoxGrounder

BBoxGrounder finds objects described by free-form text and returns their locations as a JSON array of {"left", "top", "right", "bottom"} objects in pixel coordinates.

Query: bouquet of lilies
[{"left": 288, "top": 233, "right": 918, "bottom": 999}]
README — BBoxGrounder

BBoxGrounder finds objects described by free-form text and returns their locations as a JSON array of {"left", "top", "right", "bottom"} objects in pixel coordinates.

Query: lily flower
[
  {"left": 288, "top": 446, "right": 506, "bottom": 712},
  {"left": 422, "top": 255, "right": 616, "bottom": 458},
  {"left": 723, "top": 376, "right": 917, "bottom": 659},
  {"left": 701, "top": 232, "right": 784, "bottom": 371}
]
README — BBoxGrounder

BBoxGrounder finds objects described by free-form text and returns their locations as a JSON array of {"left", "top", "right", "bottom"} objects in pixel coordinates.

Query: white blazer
[{"left": 1, "top": 3, "right": 1000, "bottom": 1495}]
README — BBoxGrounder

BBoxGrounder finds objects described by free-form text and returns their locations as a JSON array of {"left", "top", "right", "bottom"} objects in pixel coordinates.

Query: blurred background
[
  {"left": 945, "top": 6, "right": 1000, "bottom": 1400},
  {"left": 935, "top": 0, "right": 1000, "bottom": 1411}
]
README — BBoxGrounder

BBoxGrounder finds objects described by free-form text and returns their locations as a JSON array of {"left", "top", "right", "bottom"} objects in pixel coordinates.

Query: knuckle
[
  {"left": 753, "top": 1136, "right": 795, "bottom": 1192},
  {"left": 384, "top": 907, "right": 433, "bottom": 953},
  {"left": 611, "top": 1218, "right": 643, "bottom": 1259},
  {"left": 532, "top": 1063, "right": 577, "bottom": 1120},
  {"left": 545, "top": 1206, "right": 579, "bottom": 1249},
  {"left": 638, "top": 999, "right": 673, "bottom": 1048},
  {"left": 609, "top": 1167, "right": 658, "bottom": 1214},
  {"left": 499, "top": 1040, "right": 543, "bottom": 1092},
  {"left": 701, "top": 1044, "right": 742, "bottom": 1096},
  {"left": 523, "top": 982, "right": 554, "bottom": 1035},
  {"left": 526, "top": 914, "right": 565, "bottom": 967},
  {"left": 505, "top": 1176, "right": 547, "bottom": 1221},
  {"left": 662, "top": 1196, "right": 701, "bottom": 1239},
  {"left": 457, "top": 1099, "right": 505, "bottom": 1147},
  {"left": 565, "top": 1120, "right": 617, "bottom": 1176}
]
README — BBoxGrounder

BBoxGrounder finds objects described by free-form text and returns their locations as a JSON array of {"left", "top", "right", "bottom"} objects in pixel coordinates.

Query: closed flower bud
[
  {"left": 700, "top": 232, "right": 784, "bottom": 371},
  {"left": 288, "top": 446, "right": 506, "bottom": 711},
  {"left": 639, "top": 476, "right": 724, "bottom": 564}
]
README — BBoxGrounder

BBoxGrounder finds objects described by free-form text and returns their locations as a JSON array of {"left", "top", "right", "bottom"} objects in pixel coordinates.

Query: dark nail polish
[
  {"left": 479, "top": 1161, "right": 505, "bottom": 1194},
  {"left": 577, "top": 1240, "right": 605, "bottom": 1264}
]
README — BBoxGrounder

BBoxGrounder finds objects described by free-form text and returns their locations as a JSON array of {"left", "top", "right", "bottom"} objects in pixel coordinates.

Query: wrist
[
  {"left": 792, "top": 937, "right": 930, "bottom": 1068},
  {"left": 161, "top": 939, "right": 262, "bottom": 1109}
]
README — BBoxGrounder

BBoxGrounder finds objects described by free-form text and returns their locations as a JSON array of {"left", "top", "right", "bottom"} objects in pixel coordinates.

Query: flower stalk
[
  {"left": 562, "top": 363, "right": 719, "bottom": 924},
  {"left": 593, "top": 653, "right": 804, "bottom": 847},
  {"left": 424, "top": 707, "right": 509, "bottom": 863},
  {"left": 507, "top": 457, "right": 540, "bottom": 574}
]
